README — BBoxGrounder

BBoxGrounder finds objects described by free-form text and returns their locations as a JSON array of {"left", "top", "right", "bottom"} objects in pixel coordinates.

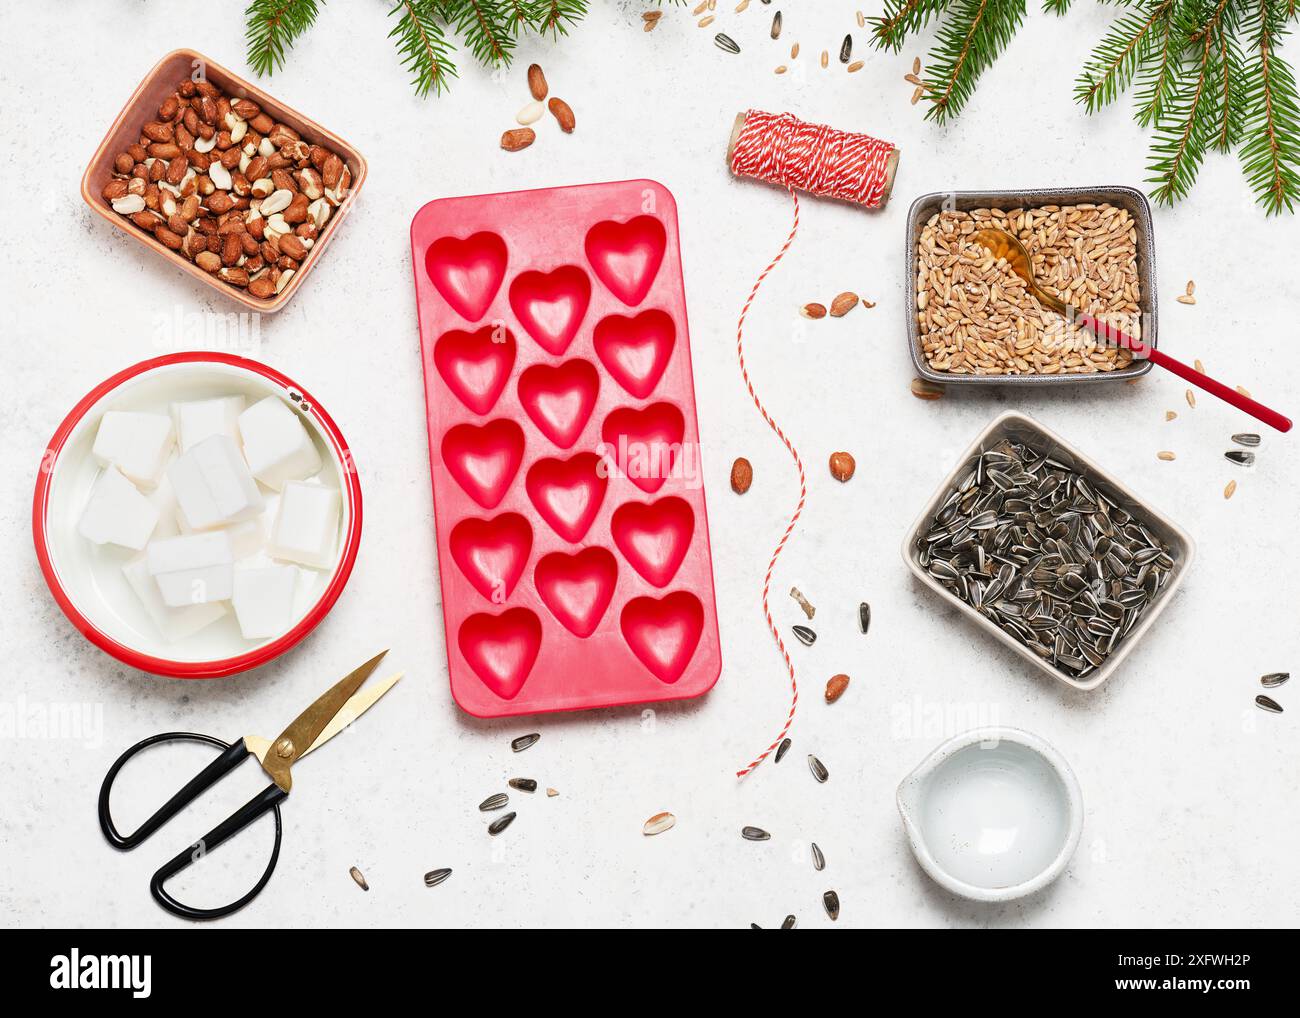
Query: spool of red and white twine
[{"left": 727, "top": 110, "right": 898, "bottom": 779}]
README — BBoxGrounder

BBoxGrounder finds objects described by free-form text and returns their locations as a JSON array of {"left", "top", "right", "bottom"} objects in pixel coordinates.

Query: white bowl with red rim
[{"left": 32, "top": 352, "right": 362, "bottom": 678}]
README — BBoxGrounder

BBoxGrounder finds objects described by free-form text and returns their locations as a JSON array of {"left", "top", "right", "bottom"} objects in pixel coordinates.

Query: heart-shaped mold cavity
[
  {"left": 620, "top": 591, "right": 704, "bottom": 684},
  {"left": 525, "top": 452, "right": 608, "bottom": 542},
  {"left": 508, "top": 266, "right": 592, "bottom": 356},
  {"left": 534, "top": 547, "right": 618, "bottom": 638},
  {"left": 426, "top": 232, "right": 508, "bottom": 322},
  {"left": 441, "top": 419, "right": 525, "bottom": 509},
  {"left": 610, "top": 497, "right": 694, "bottom": 588},
  {"left": 600, "top": 402, "right": 686, "bottom": 495},
  {"left": 593, "top": 310, "right": 676, "bottom": 399},
  {"left": 434, "top": 324, "right": 517, "bottom": 415},
  {"left": 517, "top": 359, "right": 600, "bottom": 449},
  {"left": 449, "top": 513, "right": 533, "bottom": 602},
  {"left": 585, "top": 215, "right": 667, "bottom": 306},
  {"left": 458, "top": 607, "right": 542, "bottom": 700}
]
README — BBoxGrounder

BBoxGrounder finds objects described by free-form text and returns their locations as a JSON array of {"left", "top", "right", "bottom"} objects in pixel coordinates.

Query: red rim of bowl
[{"left": 31, "top": 351, "right": 363, "bottom": 679}]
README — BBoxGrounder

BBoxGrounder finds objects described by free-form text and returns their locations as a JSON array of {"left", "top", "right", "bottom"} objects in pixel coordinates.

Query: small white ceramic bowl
[
  {"left": 33, "top": 352, "right": 363, "bottom": 678},
  {"left": 897, "top": 727, "right": 1083, "bottom": 902}
]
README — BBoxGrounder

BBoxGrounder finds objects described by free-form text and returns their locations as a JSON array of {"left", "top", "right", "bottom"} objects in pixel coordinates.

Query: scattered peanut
[{"left": 828, "top": 451, "right": 856, "bottom": 482}]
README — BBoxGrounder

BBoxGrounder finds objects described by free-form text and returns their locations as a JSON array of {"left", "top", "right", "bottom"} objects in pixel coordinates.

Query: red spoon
[{"left": 973, "top": 229, "right": 1291, "bottom": 433}]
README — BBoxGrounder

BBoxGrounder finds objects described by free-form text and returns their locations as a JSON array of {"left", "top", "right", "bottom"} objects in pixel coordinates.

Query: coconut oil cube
[
  {"left": 92, "top": 410, "right": 175, "bottom": 488},
  {"left": 124, "top": 555, "right": 227, "bottom": 641},
  {"left": 238, "top": 397, "right": 322, "bottom": 490},
  {"left": 269, "top": 481, "right": 340, "bottom": 568},
  {"left": 232, "top": 564, "right": 298, "bottom": 639},
  {"left": 146, "top": 530, "right": 234, "bottom": 607},
  {"left": 168, "top": 434, "right": 264, "bottom": 531},
  {"left": 172, "top": 395, "right": 246, "bottom": 453},
  {"left": 78, "top": 466, "right": 160, "bottom": 550}
]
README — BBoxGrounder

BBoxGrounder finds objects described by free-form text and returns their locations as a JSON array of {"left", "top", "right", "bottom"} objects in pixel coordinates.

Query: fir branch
[
  {"left": 1146, "top": 10, "right": 1219, "bottom": 204},
  {"left": 1239, "top": 0, "right": 1300, "bottom": 212},
  {"left": 388, "top": 0, "right": 458, "bottom": 97},
  {"left": 871, "top": 0, "right": 955, "bottom": 52},
  {"left": 1212, "top": 19, "right": 1248, "bottom": 149},
  {"left": 1074, "top": 0, "right": 1177, "bottom": 112},
  {"left": 443, "top": 0, "right": 518, "bottom": 66},
  {"left": 1043, "top": 0, "right": 1074, "bottom": 13},
  {"left": 529, "top": 0, "right": 591, "bottom": 37},
  {"left": 245, "top": 0, "right": 323, "bottom": 77},
  {"left": 1132, "top": 0, "right": 1179, "bottom": 126},
  {"left": 922, "top": 0, "right": 1028, "bottom": 122}
]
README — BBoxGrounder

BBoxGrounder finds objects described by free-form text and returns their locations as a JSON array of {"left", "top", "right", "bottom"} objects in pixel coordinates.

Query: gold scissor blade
[
  {"left": 259, "top": 650, "right": 388, "bottom": 792},
  {"left": 245, "top": 672, "right": 403, "bottom": 765}
]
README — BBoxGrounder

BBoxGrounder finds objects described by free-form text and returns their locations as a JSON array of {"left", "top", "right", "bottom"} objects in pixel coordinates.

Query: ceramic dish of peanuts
[
  {"left": 33, "top": 352, "right": 363, "bottom": 678},
  {"left": 901, "top": 410, "right": 1194, "bottom": 691},
  {"left": 905, "top": 187, "right": 1158, "bottom": 385},
  {"left": 80, "top": 48, "right": 367, "bottom": 312}
]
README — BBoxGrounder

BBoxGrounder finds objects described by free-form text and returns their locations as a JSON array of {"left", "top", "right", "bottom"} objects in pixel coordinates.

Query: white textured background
[{"left": 1, "top": 1, "right": 1297, "bottom": 929}]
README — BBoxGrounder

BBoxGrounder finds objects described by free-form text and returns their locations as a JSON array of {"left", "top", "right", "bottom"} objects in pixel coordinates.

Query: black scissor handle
[
  {"left": 150, "top": 782, "right": 287, "bottom": 921},
  {"left": 98, "top": 731, "right": 286, "bottom": 921}
]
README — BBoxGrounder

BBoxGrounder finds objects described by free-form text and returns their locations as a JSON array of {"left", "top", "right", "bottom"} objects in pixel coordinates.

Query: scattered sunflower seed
[
  {"left": 488, "top": 812, "right": 517, "bottom": 835},
  {"left": 911, "top": 377, "right": 946, "bottom": 400},
  {"left": 511, "top": 733, "right": 539, "bottom": 752},
  {"left": 509, "top": 778, "right": 537, "bottom": 792},
  {"left": 911, "top": 85, "right": 924, "bottom": 105},
  {"left": 774, "top": 65, "right": 787, "bottom": 74},
  {"left": 770, "top": 10, "right": 781, "bottom": 38},
  {"left": 742, "top": 826, "right": 771, "bottom": 841},
  {"left": 547, "top": 787, "right": 559, "bottom": 797},
  {"left": 715, "top": 32, "right": 740, "bottom": 53},
  {"left": 912, "top": 55, "right": 922, "bottom": 74},
  {"left": 1176, "top": 294, "right": 1196, "bottom": 305},
  {"left": 735, "top": 0, "right": 749, "bottom": 11},
  {"left": 1236, "top": 385, "right": 1252, "bottom": 398},
  {"left": 424, "top": 867, "right": 452, "bottom": 888},
  {"left": 1261, "top": 672, "right": 1289, "bottom": 687},
  {"left": 790, "top": 586, "right": 816, "bottom": 619},
  {"left": 1232, "top": 433, "right": 1261, "bottom": 447},
  {"left": 1225, "top": 450, "right": 1255, "bottom": 466},
  {"left": 823, "top": 890, "right": 840, "bottom": 921},
  {"left": 774, "top": 737, "right": 792, "bottom": 763},
  {"left": 847, "top": 60, "right": 864, "bottom": 72},
  {"left": 839, "top": 34, "right": 852, "bottom": 63},
  {"left": 1165, "top": 410, "right": 1177, "bottom": 421},
  {"left": 858, "top": 11, "right": 866, "bottom": 28},
  {"left": 349, "top": 866, "right": 369, "bottom": 891},
  {"left": 699, "top": 15, "right": 715, "bottom": 27},
  {"left": 791, "top": 42, "right": 800, "bottom": 58},
  {"left": 821, "top": 49, "right": 829, "bottom": 68},
  {"left": 807, "top": 754, "right": 829, "bottom": 783},
  {"left": 1224, "top": 480, "right": 1237, "bottom": 499},
  {"left": 858, "top": 601, "right": 872, "bottom": 634},
  {"left": 1186, "top": 389, "right": 1197, "bottom": 408},
  {"left": 1157, "top": 451, "right": 1176, "bottom": 461},
  {"left": 1186, "top": 279, "right": 1196, "bottom": 296},
  {"left": 792, "top": 624, "right": 816, "bottom": 646},
  {"left": 811, "top": 842, "right": 825, "bottom": 871},
  {"left": 781, "top": 914, "right": 797, "bottom": 929},
  {"left": 479, "top": 793, "right": 509, "bottom": 812},
  {"left": 643, "top": 812, "right": 676, "bottom": 835},
  {"left": 1256, "top": 694, "right": 1283, "bottom": 714}
]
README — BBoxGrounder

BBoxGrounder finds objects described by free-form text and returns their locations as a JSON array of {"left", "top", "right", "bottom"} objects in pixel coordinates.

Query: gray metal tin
[{"left": 905, "top": 186, "right": 1158, "bottom": 385}]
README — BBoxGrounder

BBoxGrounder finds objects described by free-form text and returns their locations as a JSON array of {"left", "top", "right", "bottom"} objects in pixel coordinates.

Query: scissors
[{"left": 98, "top": 651, "right": 400, "bottom": 921}]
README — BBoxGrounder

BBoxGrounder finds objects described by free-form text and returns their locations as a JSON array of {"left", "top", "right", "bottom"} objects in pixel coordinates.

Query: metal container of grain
[
  {"left": 905, "top": 187, "right": 1158, "bottom": 385},
  {"left": 901, "top": 411, "right": 1194, "bottom": 691}
]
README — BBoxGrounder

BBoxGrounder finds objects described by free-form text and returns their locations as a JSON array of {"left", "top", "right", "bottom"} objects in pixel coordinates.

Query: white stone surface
[{"left": 1, "top": 2, "right": 1297, "bottom": 928}]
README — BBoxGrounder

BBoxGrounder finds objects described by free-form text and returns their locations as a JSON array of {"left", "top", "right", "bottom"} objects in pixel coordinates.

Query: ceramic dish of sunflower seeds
[
  {"left": 901, "top": 411, "right": 1194, "bottom": 691},
  {"left": 905, "top": 187, "right": 1158, "bottom": 385}
]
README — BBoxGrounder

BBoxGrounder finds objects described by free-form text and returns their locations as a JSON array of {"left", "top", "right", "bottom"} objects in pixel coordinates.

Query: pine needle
[
  {"left": 871, "top": 0, "right": 956, "bottom": 52},
  {"left": 1238, "top": 0, "right": 1300, "bottom": 213},
  {"left": 923, "top": 0, "right": 1028, "bottom": 122},
  {"left": 529, "top": 0, "right": 591, "bottom": 38},
  {"left": 245, "top": 0, "right": 323, "bottom": 77},
  {"left": 1075, "top": 1, "right": 1176, "bottom": 113},
  {"left": 388, "top": 0, "right": 458, "bottom": 97},
  {"left": 442, "top": 0, "right": 518, "bottom": 66}
]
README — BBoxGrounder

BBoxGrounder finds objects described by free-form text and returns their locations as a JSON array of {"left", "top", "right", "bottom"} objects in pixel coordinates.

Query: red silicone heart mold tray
[{"left": 412, "top": 180, "right": 722, "bottom": 717}]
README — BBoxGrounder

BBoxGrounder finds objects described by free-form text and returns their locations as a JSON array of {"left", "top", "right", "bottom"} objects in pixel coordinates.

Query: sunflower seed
[
  {"left": 1256, "top": 694, "right": 1283, "bottom": 714},
  {"left": 488, "top": 812, "right": 517, "bottom": 835},
  {"left": 839, "top": 34, "right": 852, "bottom": 63},
  {"left": 508, "top": 778, "right": 537, "bottom": 792},
  {"left": 807, "top": 754, "right": 829, "bottom": 783},
  {"left": 790, "top": 586, "right": 816, "bottom": 619},
  {"left": 511, "top": 733, "right": 539, "bottom": 752},
  {"left": 643, "top": 811, "right": 676, "bottom": 835},
  {"left": 742, "top": 826, "right": 771, "bottom": 841},
  {"left": 781, "top": 914, "right": 797, "bottom": 929},
  {"left": 1232, "top": 433, "right": 1261, "bottom": 447},
  {"left": 775, "top": 737, "right": 792, "bottom": 763},
  {"left": 1261, "top": 672, "right": 1290, "bottom": 688},
  {"left": 1225, "top": 450, "right": 1255, "bottom": 466},
  {"left": 811, "top": 842, "right": 825, "bottom": 871},
  {"left": 479, "top": 793, "right": 509, "bottom": 811},
  {"left": 424, "top": 867, "right": 452, "bottom": 888},
  {"left": 716, "top": 32, "right": 740, "bottom": 53},
  {"left": 792, "top": 624, "right": 816, "bottom": 646},
  {"left": 349, "top": 866, "right": 369, "bottom": 891},
  {"left": 770, "top": 11, "right": 781, "bottom": 38},
  {"left": 1224, "top": 479, "right": 1237, "bottom": 499},
  {"left": 858, "top": 602, "right": 871, "bottom": 634},
  {"left": 823, "top": 890, "right": 840, "bottom": 921}
]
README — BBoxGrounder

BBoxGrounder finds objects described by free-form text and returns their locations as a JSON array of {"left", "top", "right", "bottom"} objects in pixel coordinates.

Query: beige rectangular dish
[
  {"left": 901, "top": 411, "right": 1194, "bottom": 691},
  {"left": 80, "top": 48, "right": 367, "bottom": 312},
  {"left": 905, "top": 186, "right": 1158, "bottom": 385}
]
